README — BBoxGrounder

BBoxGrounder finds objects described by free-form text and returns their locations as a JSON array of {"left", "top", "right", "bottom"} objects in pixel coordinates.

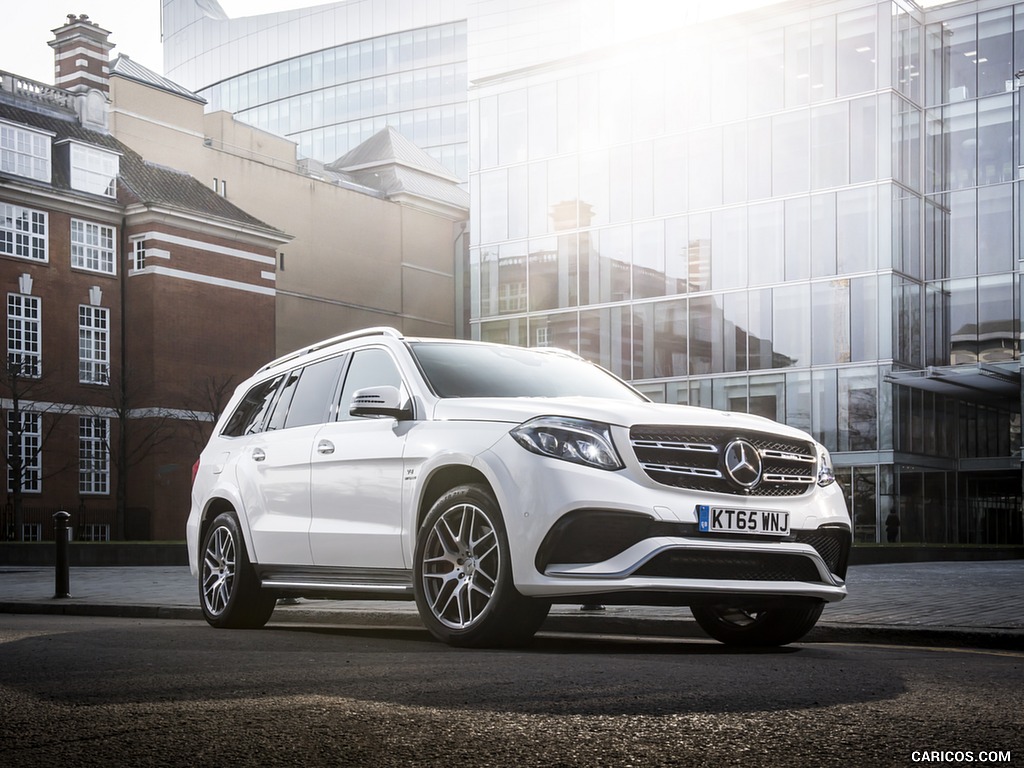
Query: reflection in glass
[
  {"left": 632, "top": 220, "right": 665, "bottom": 300},
  {"left": 773, "top": 284, "right": 809, "bottom": 367},
  {"left": 653, "top": 300, "right": 687, "bottom": 378},
  {"left": 748, "top": 202, "right": 784, "bottom": 287},
  {"left": 839, "top": 368, "right": 878, "bottom": 451},
  {"left": 812, "top": 280, "right": 850, "bottom": 365},
  {"left": 711, "top": 208, "right": 746, "bottom": 291}
]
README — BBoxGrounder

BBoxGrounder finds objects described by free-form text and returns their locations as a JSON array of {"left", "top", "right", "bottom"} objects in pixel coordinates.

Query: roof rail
[{"left": 257, "top": 327, "right": 403, "bottom": 373}]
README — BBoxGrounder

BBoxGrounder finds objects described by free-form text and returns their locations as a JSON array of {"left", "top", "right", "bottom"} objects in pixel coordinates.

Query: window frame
[
  {"left": 68, "top": 141, "right": 119, "bottom": 198},
  {"left": 70, "top": 219, "right": 117, "bottom": 275},
  {"left": 79, "top": 416, "right": 110, "bottom": 495},
  {"left": 7, "top": 410, "right": 41, "bottom": 493},
  {"left": 78, "top": 304, "right": 110, "bottom": 385},
  {"left": 7, "top": 292, "right": 41, "bottom": 378},
  {"left": 0, "top": 203, "right": 48, "bottom": 263},
  {"left": 0, "top": 120, "right": 52, "bottom": 183}
]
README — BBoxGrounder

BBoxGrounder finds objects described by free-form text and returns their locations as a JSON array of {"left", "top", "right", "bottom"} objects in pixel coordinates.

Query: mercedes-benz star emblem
[{"left": 723, "top": 439, "right": 762, "bottom": 490}]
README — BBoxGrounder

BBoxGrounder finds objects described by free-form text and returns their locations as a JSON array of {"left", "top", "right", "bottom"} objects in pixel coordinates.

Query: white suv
[{"left": 187, "top": 327, "right": 851, "bottom": 647}]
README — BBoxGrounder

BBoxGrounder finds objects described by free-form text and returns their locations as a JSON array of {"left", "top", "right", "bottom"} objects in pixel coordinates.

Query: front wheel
[
  {"left": 199, "top": 512, "right": 276, "bottom": 629},
  {"left": 414, "top": 484, "right": 549, "bottom": 648},
  {"left": 690, "top": 599, "right": 824, "bottom": 647}
]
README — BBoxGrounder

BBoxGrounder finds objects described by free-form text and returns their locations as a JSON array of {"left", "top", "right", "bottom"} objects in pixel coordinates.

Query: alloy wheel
[
  {"left": 420, "top": 502, "right": 500, "bottom": 629},
  {"left": 201, "top": 524, "right": 236, "bottom": 616}
]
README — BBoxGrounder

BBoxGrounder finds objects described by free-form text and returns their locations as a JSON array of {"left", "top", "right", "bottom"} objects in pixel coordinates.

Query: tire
[
  {"left": 414, "top": 484, "right": 550, "bottom": 648},
  {"left": 199, "top": 511, "right": 276, "bottom": 629},
  {"left": 690, "top": 599, "right": 824, "bottom": 647}
]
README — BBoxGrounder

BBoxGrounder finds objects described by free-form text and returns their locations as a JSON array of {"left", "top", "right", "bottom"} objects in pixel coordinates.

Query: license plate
[{"left": 697, "top": 505, "right": 789, "bottom": 536}]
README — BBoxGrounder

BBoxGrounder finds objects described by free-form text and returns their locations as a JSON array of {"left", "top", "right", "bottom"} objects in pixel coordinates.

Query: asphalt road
[{"left": 1, "top": 615, "right": 1021, "bottom": 767}]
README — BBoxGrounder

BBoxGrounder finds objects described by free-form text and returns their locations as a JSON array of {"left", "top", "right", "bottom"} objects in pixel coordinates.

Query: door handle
[
  {"left": 252, "top": 447, "right": 266, "bottom": 462},
  {"left": 317, "top": 439, "right": 335, "bottom": 455}
]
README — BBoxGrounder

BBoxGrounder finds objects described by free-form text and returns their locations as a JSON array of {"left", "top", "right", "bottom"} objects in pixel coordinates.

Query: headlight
[
  {"left": 817, "top": 447, "right": 836, "bottom": 487},
  {"left": 510, "top": 417, "right": 624, "bottom": 470}
]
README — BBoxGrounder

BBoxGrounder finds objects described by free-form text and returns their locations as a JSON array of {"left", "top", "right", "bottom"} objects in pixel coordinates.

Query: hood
[{"left": 429, "top": 396, "right": 816, "bottom": 442}]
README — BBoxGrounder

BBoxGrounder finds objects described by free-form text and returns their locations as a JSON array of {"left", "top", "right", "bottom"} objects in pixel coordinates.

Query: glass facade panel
[
  {"left": 836, "top": 7, "right": 876, "bottom": 96},
  {"left": 748, "top": 202, "right": 784, "bottom": 287},
  {"left": 772, "top": 111, "right": 809, "bottom": 196},
  {"left": 811, "top": 101, "right": 848, "bottom": 189},
  {"left": 653, "top": 300, "right": 687, "bottom": 379},
  {"left": 836, "top": 185, "right": 877, "bottom": 274}
]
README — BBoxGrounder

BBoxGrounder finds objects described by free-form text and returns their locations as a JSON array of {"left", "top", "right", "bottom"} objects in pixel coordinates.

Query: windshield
[{"left": 410, "top": 342, "right": 646, "bottom": 401}]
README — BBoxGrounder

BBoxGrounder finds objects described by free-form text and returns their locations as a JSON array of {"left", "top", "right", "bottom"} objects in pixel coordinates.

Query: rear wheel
[
  {"left": 691, "top": 599, "right": 824, "bottom": 647},
  {"left": 414, "top": 484, "right": 549, "bottom": 647},
  {"left": 199, "top": 512, "right": 276, "bottom": 629}
]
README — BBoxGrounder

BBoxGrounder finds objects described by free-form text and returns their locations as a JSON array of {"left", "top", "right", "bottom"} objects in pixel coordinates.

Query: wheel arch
[
  {"left": 199, "top": 497, "right": 240, "bottom": 551},
  {"left": 416, "top": 464, "right": 493, "bottom": 531}
]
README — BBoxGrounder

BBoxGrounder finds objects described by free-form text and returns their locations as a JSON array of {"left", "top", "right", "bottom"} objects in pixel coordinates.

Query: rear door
[{"left": 233, "top": 355, "right": 345, "bottom": 566}]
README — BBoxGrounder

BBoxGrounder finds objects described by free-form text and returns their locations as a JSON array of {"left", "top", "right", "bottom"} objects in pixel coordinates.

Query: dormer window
[
  {"left": 0, "top": 120, "right": 52, "bottom": 183},
  {"left": 67, "top": 142, "right": 119, "bottom": 198}
]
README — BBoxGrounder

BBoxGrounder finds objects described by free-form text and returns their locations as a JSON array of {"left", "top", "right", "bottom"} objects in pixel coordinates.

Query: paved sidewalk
[{"left": 0, "top": 561, "right": 1021, "bottom": 648}]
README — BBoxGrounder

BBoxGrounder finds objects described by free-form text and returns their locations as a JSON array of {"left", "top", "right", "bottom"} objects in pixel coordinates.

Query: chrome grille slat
[{"left": 631, "top": 425, "right": 816, "bottom": 497}]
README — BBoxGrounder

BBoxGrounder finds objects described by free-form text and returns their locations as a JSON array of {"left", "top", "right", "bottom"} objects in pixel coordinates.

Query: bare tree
[
  {"left": 182, "top": 374, "right": 237, "bottom": 456},
  {"left": 81, "top": 365, "right": 177, "bottom": 540},
  {"left": 0, "top": 355, "right": 67, "bottom": 541}
]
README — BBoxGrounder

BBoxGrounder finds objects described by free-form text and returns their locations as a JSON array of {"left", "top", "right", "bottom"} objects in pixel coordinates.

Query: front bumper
[{"left": 479, "top": 429, "right": 851, "bottom": 605}]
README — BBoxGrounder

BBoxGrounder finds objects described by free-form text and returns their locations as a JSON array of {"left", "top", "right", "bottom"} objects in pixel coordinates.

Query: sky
[
  {"left": 1, "top": 0, "right": 961, "bottom": 88},
  {"left": 1, "top": 1, "right": 321, "bottom": 85}
]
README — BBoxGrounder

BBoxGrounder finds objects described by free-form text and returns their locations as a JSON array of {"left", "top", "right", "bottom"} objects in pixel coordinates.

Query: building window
[
  {"left": 7, "top": 410, "right": 41, "bottom": 493},
  {"left": 79, "top": 416, "right": 110, "bottom": 495},
  {"left": 70, "top": 219, "right": 116, "bottom": 275},
  {"left": 7, "top": 293, "right": 41, "bottom": 377},
  {"left": 69, "top": 142, "right": 119, "bottom": 198},
  {"left": 0, "top": 203, "right": 48, "bottom": 262},
  {"left": 79, "top": 523, "right": 110, "bottom": 542},
  {"left": 131, "top": 239, "right": 145, "bottom": 270},
  {"left": 78, "top": 305, "right": 109, "bottom": 384},
  {"left": 21, "top": 523, "right": 41, "bottom": 542},
  {"left": 0, "top": 121, "right": 51, "bottom": 182}
]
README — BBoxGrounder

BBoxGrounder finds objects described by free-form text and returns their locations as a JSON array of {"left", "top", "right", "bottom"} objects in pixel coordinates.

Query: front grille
[
  {"left": 633, "top": 550, "right": 823, "bottom": 583},
  {"left": 631, "top": 425, "right": 817, "bottom": 497}
]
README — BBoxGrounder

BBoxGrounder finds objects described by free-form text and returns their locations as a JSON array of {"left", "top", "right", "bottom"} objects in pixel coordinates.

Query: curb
[{"left": 3, "top": 601, "right": 1022, "bottom": 651}]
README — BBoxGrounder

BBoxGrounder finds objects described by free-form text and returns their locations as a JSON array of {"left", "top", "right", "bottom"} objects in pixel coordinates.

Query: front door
[{"left": 309, "top": 347, "right": 409, "bottom": 567}]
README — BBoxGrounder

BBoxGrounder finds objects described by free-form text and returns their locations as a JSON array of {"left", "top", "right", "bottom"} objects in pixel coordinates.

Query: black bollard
[{"left": 53, "top": 510, "right": 71, "bottom": 599}]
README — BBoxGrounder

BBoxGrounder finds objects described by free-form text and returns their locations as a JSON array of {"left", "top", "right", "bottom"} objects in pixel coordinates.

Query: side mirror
[{"left": 349, "top": 385, "right": 412, "bottom": 419}]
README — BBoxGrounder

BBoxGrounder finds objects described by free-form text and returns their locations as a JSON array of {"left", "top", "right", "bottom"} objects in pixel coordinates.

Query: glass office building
[
  {"left": 467, "top": 0, "right": 1024, "bottom": 545},
  {"left": 162, "top": 0, "right": 469, "bottom": 178}
]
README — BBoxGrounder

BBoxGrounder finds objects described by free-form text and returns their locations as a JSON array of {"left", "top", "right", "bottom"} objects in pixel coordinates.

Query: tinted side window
[
  {"left": 264, "top": 369, "right": 301, "bottom": 431},
  {"left": 337, "top": 348, "right": 403, "bottom": 421},
  {"left": 284, "top": 355, "right": 345, "bottom": 429},
  {"left": 221, "top": 376, "right": 282, "bottom": 437}
]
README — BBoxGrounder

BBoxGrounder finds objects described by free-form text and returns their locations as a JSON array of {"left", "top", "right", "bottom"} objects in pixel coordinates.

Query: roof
[
  {"left": 330, "top": 126, "right": 458, "bottom": 180},
  {"left": 0, "top": 99, "right": 279, "bottom": 235},
  {"left": 326, "top": 126, "right": 468, "bottom": 216},
  {"left": 110, "top": 55, "right": 207, "bottom": 105}
]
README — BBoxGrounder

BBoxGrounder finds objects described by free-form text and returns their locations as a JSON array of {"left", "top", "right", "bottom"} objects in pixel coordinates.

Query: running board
[{"left": 255, "top": 565, "right": 414, "bottom": 599}]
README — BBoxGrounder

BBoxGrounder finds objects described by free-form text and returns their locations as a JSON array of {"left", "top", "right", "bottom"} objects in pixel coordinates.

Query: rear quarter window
[{"left": 221, "top": 376, "right": 282, "bottom": 437}]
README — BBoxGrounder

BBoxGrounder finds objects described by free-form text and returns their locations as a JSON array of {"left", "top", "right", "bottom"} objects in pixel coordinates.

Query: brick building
[{"left": 0, "top": 16, "right": 288, "bottom": 542}]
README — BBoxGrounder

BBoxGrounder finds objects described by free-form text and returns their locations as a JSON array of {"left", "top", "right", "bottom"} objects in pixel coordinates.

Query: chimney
[{"left": 48, "top": 14, "right": 114, "bottom": 93}]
